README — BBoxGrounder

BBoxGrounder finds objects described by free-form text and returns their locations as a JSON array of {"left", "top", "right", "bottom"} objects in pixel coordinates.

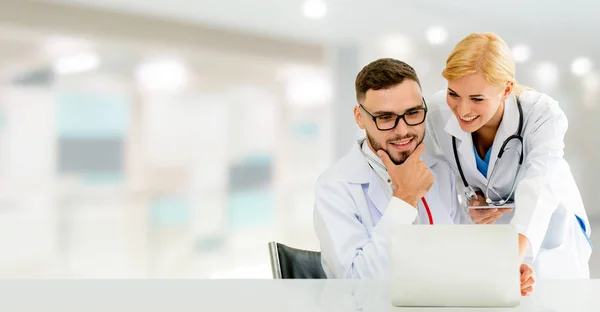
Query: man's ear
[{"left": 354, "top": 105, "right": 365, "bottom": 129}]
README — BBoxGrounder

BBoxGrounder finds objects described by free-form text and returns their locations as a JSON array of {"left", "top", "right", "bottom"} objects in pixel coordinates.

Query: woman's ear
[{"left": 501, "top": 81, "right": 514, "bottom": 101}]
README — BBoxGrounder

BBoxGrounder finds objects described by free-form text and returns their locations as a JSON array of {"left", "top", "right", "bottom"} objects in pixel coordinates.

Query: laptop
[{"left": 387, "top": 224, "right": 521, "bottom": 308}]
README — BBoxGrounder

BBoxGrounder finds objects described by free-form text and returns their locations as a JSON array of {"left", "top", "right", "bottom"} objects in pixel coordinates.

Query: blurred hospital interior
[{"left": 0, "top": 0, "right": 599, "bottom": 278}]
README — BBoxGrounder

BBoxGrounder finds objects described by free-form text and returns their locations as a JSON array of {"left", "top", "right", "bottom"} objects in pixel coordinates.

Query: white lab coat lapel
[
  {"left": 487, "top": 94, "right": 520, "bottom": 179},
  {"left": 366, "top": 170, "right": 390, "bottom": 217},
  {"left": 444, "top": 114, "right": 488, "bottom": 187},
  {"left": 341, "top": 141, "right": 379, "bottom": 227}
]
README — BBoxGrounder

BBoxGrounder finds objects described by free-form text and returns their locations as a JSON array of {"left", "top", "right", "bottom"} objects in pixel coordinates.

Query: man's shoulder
[
  {"left": 317, "top": 160, "right": 346, "bottom": 186},
  {"left": 316, "top": 151, "right": 357, "bottom": 187},
  {"left": 317, "top": 142, "right": 369, "bottom": 188}
]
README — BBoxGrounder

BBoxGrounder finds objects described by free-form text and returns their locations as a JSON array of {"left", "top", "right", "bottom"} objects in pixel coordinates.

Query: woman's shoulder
[
  {"left": 518, "top": 90, "right": 566, "bottom": 120},
  {"left": 517, "top": 90, "right": 568, "bottom": 136}
]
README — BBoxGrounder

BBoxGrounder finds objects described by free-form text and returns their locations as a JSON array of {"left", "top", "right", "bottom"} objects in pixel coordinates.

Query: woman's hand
[
  {"left": 520, "top": 263, "right": 535, "bottom": 296},
  {"left": 468, "top": 191, "right": 512, "bottom": 224}
]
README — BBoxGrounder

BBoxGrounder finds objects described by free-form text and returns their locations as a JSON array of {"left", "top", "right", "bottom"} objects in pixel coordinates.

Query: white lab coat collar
[
  {"left": 361, "top": 139, "right": 391, "bottom": 185},
  {"left": 361, "top": 140, "right": 395, "bottom": 212},
  {"left": 443, "top": 94, "right": 520, "bottom": 183},
  {"left": 340, "top": 138, "right": 439, "bottom": 217},
  {"left": 334, "top": 139, "right": 389, "bottom": 216},
  {"left": 338, "top": 140, "right": 373, "bottom": 184}
]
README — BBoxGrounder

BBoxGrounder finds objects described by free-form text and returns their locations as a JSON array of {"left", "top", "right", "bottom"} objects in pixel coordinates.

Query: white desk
[{"left": 1, "top": 279, "right": 598, "bottom": 311}]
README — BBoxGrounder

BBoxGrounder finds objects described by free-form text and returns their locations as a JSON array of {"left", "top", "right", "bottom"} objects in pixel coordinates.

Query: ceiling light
[
  {"left": 52, "top": 52, "right": 100, "bottom": 75},
  {"left": 380, "top": 34, "right": 413, "bottom": 60},
  {"left": 571, "top": 57, "right": 593, "bottom": 77},
  {"left": 302, "top": 0, "right": 327, "bottom": 20},
  {"left": 426, "top": 25, "right": 448, "bottom": 45},
  {"left": 512, "top": 44, "right": 531, "bottom": 63},
  {"left": 135, "top": 59, "right": 188, "bottom": 92},
  {"left": 534, "top": 62, "right": 559, "bottom": 87}
]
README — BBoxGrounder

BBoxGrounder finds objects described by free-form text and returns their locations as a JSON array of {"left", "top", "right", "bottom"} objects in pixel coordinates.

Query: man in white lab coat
[{"left": 313, "top": 58, "right": 534, "bottom": 295}]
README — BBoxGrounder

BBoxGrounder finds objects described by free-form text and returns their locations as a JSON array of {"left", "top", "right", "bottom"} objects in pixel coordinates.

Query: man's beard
[{"left": 366, "top": 132, "right": 423, "bottom": 165}]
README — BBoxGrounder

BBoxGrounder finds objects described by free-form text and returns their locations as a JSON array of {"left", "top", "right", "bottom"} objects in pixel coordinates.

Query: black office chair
[{"left": 268, "top": 241, "right": 327, "bottom": 279}]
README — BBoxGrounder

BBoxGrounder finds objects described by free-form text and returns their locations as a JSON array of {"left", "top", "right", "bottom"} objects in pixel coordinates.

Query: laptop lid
[{"left": 387, "top": 224, "right": 521, "bottom": 307}]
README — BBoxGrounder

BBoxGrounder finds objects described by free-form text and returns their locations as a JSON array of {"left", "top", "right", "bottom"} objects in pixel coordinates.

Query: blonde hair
[{"left": 442, "top": 32, "right": 532, "bottom": 96}]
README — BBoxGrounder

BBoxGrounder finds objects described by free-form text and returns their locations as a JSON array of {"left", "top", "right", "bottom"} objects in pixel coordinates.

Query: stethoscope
[
  {"left": 452, "top": 97, "right": 524, "bottom": 206},
  {"left": 360, "top": 141, "right": 434, "bottom": 224}
]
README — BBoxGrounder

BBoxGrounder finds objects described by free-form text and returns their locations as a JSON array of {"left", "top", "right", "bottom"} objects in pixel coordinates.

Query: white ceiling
[{"left": 38, "top": 0, "right": 600, "bottom": 47}]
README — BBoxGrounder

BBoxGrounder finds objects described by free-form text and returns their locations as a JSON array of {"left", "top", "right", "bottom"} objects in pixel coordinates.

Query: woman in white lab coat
[{"left": 425, "top": 32, "right": 592, "bottom": 279}]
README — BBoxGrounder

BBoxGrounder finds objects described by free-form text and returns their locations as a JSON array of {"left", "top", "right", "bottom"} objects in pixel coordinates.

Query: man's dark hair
[{"left": 355, "top": 58, "right": 421, "bottom": 103}]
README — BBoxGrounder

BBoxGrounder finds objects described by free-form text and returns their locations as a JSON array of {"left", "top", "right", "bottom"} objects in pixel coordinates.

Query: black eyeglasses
[{"left": 359, "top": 98, "right": 428, "bottom": 131}]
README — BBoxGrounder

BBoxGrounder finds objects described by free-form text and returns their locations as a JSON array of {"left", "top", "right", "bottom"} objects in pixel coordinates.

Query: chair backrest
[{"left": 268, "top": 242, "right": 327, "bottom": 279}]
